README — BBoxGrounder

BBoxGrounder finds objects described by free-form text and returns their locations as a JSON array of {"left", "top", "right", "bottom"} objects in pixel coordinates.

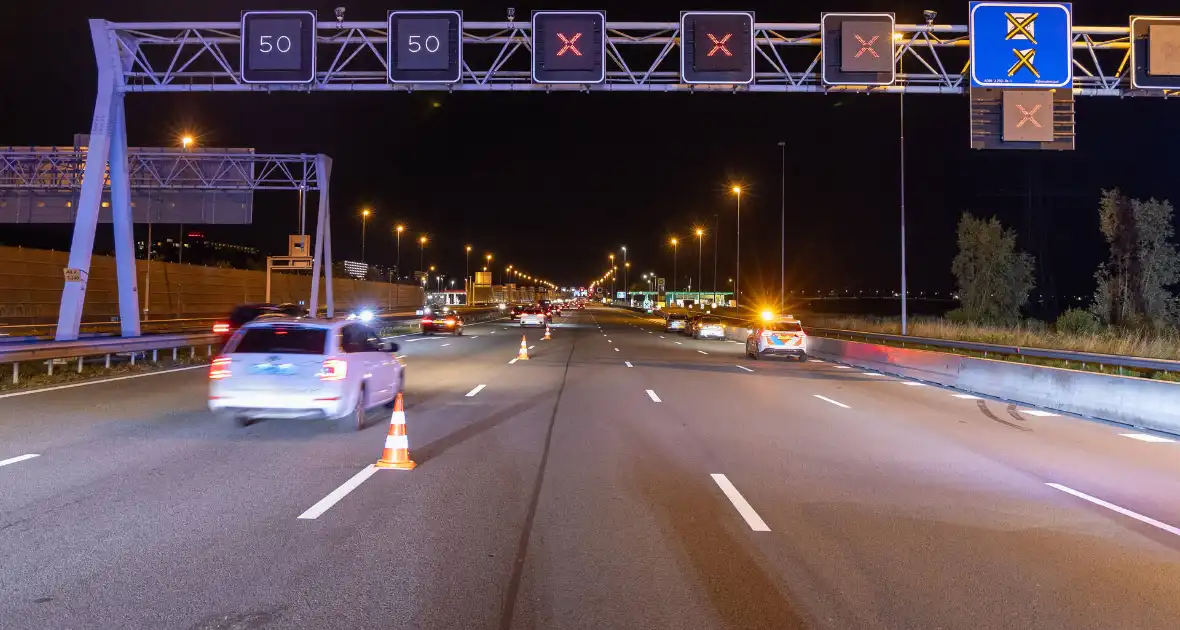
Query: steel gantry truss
[
  {"left": 104, "top": 19, "right": 1152, "bottom": 96},
  {"left": 0, "top": 148, "right": 321, "bottom": 190}
]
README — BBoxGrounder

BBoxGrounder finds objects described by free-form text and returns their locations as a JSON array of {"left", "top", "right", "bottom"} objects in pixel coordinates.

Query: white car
[
  {"left": 745, "top": 316, "right": 808, "bottom": 361},
  {"left": 208, "top": 318, "right": 404, "bottom": 430},
  {"left": 519, "top": 309, "right": 547, "bottom": 327}
]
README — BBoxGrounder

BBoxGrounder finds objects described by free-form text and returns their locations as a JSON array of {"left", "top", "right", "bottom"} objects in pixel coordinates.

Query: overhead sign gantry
[{"left": 59, "top": 8, "right": 1180, "bottom": 339}]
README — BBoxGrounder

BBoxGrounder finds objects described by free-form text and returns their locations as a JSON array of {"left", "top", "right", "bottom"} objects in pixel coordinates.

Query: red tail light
[
  {"left": 212, "top": 322, "right": 230, "bottom": 334},
  {"left": 421, "top": 318, "right": 434, "bottom": 324},
  {"left": 209, "top": 356, "right": 232, "bottom": 379},
  {"left": 445, "top": 318, "right": 456, "bottom": 324},
  {"left": 319, "top": 359, "right": 347, "bottom": 381}
]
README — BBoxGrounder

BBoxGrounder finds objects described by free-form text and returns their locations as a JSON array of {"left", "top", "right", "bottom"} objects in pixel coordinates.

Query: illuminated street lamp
[
  {"left": 731, "top": 185, "right": 742, "bottom": 307},
  {"left": 360, "top": 208, "right": 372, "bottom": 264},
  {"left": 670, "top": 237, "right": 679, "bottom": 293},
  {"left": 695, "top": 227, "right": 705, "bottom": 301},
  {"left": 395, "top": 225, "right": 405, "bottom": 280}
]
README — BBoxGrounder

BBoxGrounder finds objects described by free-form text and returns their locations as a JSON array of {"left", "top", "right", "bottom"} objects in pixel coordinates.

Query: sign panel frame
[
  {"left": 969, "top": 2, "right": 1073, "bottom": 89},
  {"left": 387, "top": 10, "right": 464, "bottom": 84},
  {"left": 679, "top": 11, "right": 756, "bottom": 85},
  {"left": 820, "top": 12, "right": 897, "bottom": 86},
  {"left": 531, "top": 10, "right": 608, "bottom": 84},
  {"left": 240, "top": 10, "right": 318, "bottom": 84},
  {"left": 1130, "top": 16, "right": 1180, "bottom": 90}
]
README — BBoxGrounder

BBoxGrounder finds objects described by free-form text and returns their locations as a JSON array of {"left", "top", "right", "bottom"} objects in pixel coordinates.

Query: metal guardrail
[
  {"left": 0, "top": 317, "right": 223, "bottom": 341},
  {"left": 1, "top": 332, "right": 222, "bottom": 364},
  {"left": 623, "top": 305, "right": 1180, "bottom": 375},
  {"left": 810, "top": 328, "right": 1180, "bottom": 375}
]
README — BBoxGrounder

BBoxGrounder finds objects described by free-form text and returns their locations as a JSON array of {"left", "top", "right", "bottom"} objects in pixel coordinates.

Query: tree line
[{"left": 951, "top": 189, "right": 1180, "bottom": 332}]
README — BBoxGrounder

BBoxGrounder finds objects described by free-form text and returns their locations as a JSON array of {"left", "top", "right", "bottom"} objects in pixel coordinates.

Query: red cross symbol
[
  {"left": 854, "top": 34, "right": 880, "bottom": 58},
  {"left": 706, "top": 33, "right": 733, "bottom": 57},
  {"left": 1016, "top": 104, "right": 1043, "bottom": 128},
  {"left": 556, "top": 32, "right": 583, "bottom": 56}
]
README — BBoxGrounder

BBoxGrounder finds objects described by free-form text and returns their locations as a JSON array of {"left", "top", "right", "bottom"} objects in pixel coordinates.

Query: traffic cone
[
  {"left": 375, "top": 393, "right": 416, "bottom": 470},
  {"left": 517, "top": 335, "right": 530, "bottom": 360},
  {"left": 543, "top": 325, "right": 551, "bottom": 340}
]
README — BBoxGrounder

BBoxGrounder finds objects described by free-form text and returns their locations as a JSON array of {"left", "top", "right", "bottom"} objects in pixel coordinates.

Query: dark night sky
[{"left": 2, "top": 1, "right": 1178, "bottom": 313}]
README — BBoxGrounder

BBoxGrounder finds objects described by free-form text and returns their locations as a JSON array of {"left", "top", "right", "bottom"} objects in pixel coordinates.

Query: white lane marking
[
  {"left": 490, "top": 331, "right": 496, "bottom": 334},
  {"left": 625, "top": 361, "right": 633, "bottom": 368},
  {"left": 952, "top": 393, "right": 982, "bottom": 400},
  {"left": 697, "top": 350, "right": 708, "bottom": 355},
  {"left": 808, "top": 359, "right": 824, "bottom": 363},
  {"left": 614, "top": 348, "right": 620, "bottom": 352},
  {"left": 0, "top": 364, "right": 207, "bottom": 400},
  {"left": 813, "top": 394, "right": 850, "bottom": 409},
  {"left": 603, "top": 334, "right": 607, "bottom": 336},
  {"left": 396, "top": 355, "right": 407, "bottom": 359},
  {"left": 528, "top": 345, "right": 535, "bottom": 350},
  {"left": 675, "top": 341, "right": 683, "bottom": 345},
  {"left": 648, "top": 331, "right": 653, "bottom": 334},
  {"left": 1019, "top": 409, "right": 1059, "bottom": 417},
  {"left": 901, "top": 382, "right": 927, "bottom": 387},
  {"left": 607, "top": 339, "right": 612, "bottom": 343},
  {"left": 298, "top": 465, "right": 380, "bottom": 520},
  {"left": 470, "top": 336, "right": 479, "bottom": 339},
  {"left": 659, "top": 336, "right": 665, "bottom": 339},
  {"left": 711, "top": 474, "right": 771, "bottom": 532},
  {"left": 508, "top": 358, "right": 519, "bottom": 365},
  {"left": 835, "top": 366, "right": 853, "bottom": 369},
  {"left": 465, "top": 384, "right": 487, "bottom": 397},
  {"left": 862, "top": 372, "right": 887, "bottom": 377},
  {"left": 646, "top": 389, "right": 662, "bottom": 403},
  {"left": 1046, "top": 482, "right": 1180, "bottom": 538},
  {"left": 0, "top": 453, "right": 40, "bottom": 468},
  {"left": 736, "top": 365, "right": 754, "bottom": 372},
  {"left": 1121, "top": 433, "right": 1177, "bottom": 443},
  {"left": 441, "top": 343, "right": 451, "bottom": 347}
]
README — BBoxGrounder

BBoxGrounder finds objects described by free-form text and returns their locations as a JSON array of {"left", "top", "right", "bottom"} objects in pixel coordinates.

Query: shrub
[{"left": 1055, "top": 308, "right": 1101, "bottom": 336}]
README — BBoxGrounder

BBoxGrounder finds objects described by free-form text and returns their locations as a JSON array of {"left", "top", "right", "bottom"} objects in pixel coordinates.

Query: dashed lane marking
[{"left": 813, "top": 395, "right": 850, "bottom": 409}]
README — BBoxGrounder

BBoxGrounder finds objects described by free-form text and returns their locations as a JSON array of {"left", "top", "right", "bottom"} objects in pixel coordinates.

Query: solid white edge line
[
  {"left": 1045, "top": 482, "right": 1180, "bottom": 538},
  {"left": 834, "top": 365, "right": 852, "bottom": 369},
  {"left": 298, "top": 465, "right": 380, "bottom": 520},
  {"left": 1121, "top": 433, "right": 1177, "bottom": 443},
  {"left": 465, "top": 384, "right": 487, "bottom": 397},
  {"left": 0, "top": 453, "right": 40, "bottom": 467},
  {"left": 508, "top": 358, "right": 518, "bottom": 364},
  {"left": 813, "top": 394, "right": 851, "bottom": 409},
  {"left": 1019, "top": 409, "right": 1059, "bottom": 417},
  {"left": 625, "top": 361, "right": 633, "bottom": 367},
  {"left": 862, "top": 372, "right": 886, "bottom": 377},
  {"left": 736, "top": 365, "right": 754, "bottom": 372},
  {"left": 952, "top": 393, "right": 982, "bottom": 400},
  {"left": 902, "top": 382, "right": 927, "bottom": 387},
  {"left": 646, "top": 389, "right": 662, "bottom": 403},
  {"left": 711, "top": 474, "right": 771, "bottom": 532},
  {"left": 0, "top": 364, "right": 208, "bottom": 399}
]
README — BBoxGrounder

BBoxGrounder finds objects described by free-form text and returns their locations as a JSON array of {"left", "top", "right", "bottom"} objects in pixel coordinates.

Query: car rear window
[
  {"left": 767, "top": 321, "right": 803, "bottom": 332},
  {"left": 232, "top": 325, "right": 327, "bottom": 354},
  {"left": 669, "top": 314, "right": 687, "bottom": 320},
  {"left": 700, "top": 317, "right": 722, "bottom": 325}
]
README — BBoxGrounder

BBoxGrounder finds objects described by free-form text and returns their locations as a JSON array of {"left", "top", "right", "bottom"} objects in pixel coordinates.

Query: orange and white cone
[
  {"left": 543, "top": 325, "right": 551, "bottom": 340},
  {"left": 517, "top": 335, "right": 530, "bottom": 360},
  {"left": 375, "top": 393, "right": 416, "bottom": 470}
]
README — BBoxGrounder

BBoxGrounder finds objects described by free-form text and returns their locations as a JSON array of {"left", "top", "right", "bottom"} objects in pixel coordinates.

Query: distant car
[
  {"left": 665, "top": 312, "right": 689, "bottom": 333},
  {"left": 209, "top": 319, "right": 404, "bottom": 430},
  {"left": 213, "top": 303, "right": 301, "bottom": 339},
  {"left": 421, "top": 312, "right": 463, "bottom": 335},
  {"left": 692, "top": 316, "right": 727, "bottom": 340},
  {"left": 577, "top": 302, "right": 586, "bottom": 310},
  {"left": 520, "top": 309, "right": 547, "bottom": 327},
  {"left": 510, "top": 305, "right": 526, "bottom": 321},
  {"left": 746, "top": 316, "right": 807, "bottom": 361}
]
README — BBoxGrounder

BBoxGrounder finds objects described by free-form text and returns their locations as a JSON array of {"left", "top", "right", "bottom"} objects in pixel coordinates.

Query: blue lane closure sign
[{"left": 969, "top": 2, "right": 1072, "bottom": 88}]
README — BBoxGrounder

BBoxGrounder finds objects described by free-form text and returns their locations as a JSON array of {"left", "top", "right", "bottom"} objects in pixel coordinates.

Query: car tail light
[
  {"left": 445, "top": 318, "right": 456, "bottom": 324},
  {"left": 212, "top": 322, "right": 230, "bottom": 334},
  {"left": 209, "top": 356, "right": 232, "bottom": 379},
  {"left": 318, "top": 359, "right": 347, "bottom": 381},
  {"left": 421, "top": 318, "right": 433, "bottom": 324}
]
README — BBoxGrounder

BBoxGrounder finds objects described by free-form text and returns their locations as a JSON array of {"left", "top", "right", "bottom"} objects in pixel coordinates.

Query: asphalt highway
[{"left": 4, "top": 305, "right": 1180, "bottom": 629}]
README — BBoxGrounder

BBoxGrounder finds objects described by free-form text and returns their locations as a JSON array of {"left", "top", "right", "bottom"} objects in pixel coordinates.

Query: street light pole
[
  {"left": 395, "top": 225, "right": 404, "bottom": 281},
  {"left": 621, "top": 246, "right": 627, "bottom": 301},
  {"left": 465, "top": 245, "right": 472, "bottom": 304},
  {"left": 419, "top": 236, "right": 426, "bottom": 274},
  {"left": 670, "top": 238, "right": 679, "bottom": 294},
  {"left": 696, "top": 229, "right": 704, "bottom": 303},
  {"left": 713, "top": 214, "right": 719, "bottom": 301},
  {"left": 361, "top": 208, "right": 370, "bottom": 264},
  {"left": 898, "top": 35, "right": 909, "bottom": 335},
  {"left": 732, "top": 186, "right": 742, "bottom": 309},
  {"left": 778, "top": 141, "right": 786, "bottom": 310}
]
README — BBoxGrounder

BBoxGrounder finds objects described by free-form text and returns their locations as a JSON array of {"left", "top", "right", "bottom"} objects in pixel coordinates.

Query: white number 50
[
  {"left": 407, "top": 34, "right": 441, "bottom": 53},
  {"left": 259, "top": 34, "right": 293, "bottom": 53}
]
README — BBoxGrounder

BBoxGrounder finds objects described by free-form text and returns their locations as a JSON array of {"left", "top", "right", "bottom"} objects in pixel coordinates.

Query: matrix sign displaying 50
[{"left": 241, "top": 11, "right": 317, "bottom": 84}]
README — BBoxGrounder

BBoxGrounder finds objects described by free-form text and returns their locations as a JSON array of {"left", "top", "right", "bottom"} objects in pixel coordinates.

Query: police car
[{"left": 745, "top": 315, "right": 807, "bottom": 360}]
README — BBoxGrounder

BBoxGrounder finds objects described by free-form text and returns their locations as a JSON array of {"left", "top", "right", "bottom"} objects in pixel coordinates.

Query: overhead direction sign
[
  {"left": 532, "top": 10, "right": 607, "bottom": 84},
  {"left": 821, "top": 13, "right": 896, "bottom": 86},
  {"left": 240, "top": 10, "right": 317, "bottom": 84},
  {"left": 1130, "top": 16, "right": 1180, "bottom": 90},
  {"left": 969, "top": 2, "right": 1072, "bottom": 88},
  {"left": 388, "top": 11, "right": 463, "bottom": 83},
  {"left": 680, "top": 11, "right": 755, "bottom": 84}
]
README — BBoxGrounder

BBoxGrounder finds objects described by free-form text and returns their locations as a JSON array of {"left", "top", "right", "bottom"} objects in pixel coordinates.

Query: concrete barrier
[{"left": 807, "top": 336, "right": 1180, "bottom": 436}]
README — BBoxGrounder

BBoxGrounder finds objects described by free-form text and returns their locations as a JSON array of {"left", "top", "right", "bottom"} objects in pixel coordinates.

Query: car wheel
[
  {"left": 339, "top": 386, "right": 366, "bottom": 431},
  {"left": 798, "top": 353, "right": 808, "bottom": 362},
  {"left": 223, "top": 412, "right": 254, "bottom": 427}
]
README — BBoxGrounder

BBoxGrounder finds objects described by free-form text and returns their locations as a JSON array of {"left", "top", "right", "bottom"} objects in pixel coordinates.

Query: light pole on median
[
  {"left": 395, "top": 225, "right": 404, "bottom": 280},
  {"left": 670, "top": 237, "right": 679, "bottom": 294},
  {"left": 778, "top": 141, "right": 786, "bottom": 310},
  {"left": 695, "top": 228, "right": 704, "bottom": 304},
  {"left": 731, "top": 185, "right": 742, "bottom": 309},
  {"left": 360, "top": 208, "right": 371, "bottom": 264},
  {"left": 465, "top": 245, "right": 472, "bottom": 302},
  {"left": 897, "top": 31, "right": 910, "bottom": 335},
  {"left": 418, "top": 235, "right": 427, "bottom": 274},
  {"left": 621, "top": 246, "right": 628, "bottom": 301}
]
